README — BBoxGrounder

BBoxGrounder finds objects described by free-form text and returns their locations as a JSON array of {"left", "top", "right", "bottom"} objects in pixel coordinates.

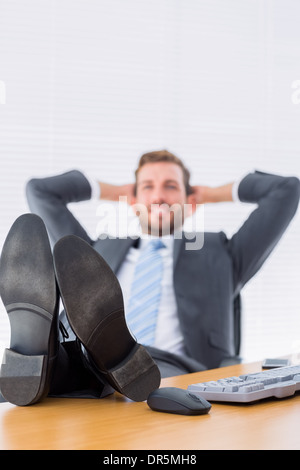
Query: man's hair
[{"left": 134, "top": 150, "right": 192, "bottom": 195}]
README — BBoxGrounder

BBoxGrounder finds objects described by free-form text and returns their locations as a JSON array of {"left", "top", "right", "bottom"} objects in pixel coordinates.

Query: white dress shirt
[{"left": 116, "top": 235, "right": 185, "bottom": 355}]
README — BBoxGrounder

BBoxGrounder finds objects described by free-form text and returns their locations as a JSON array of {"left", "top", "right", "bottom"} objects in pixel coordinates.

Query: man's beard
[{"left": 142, "top": 203, "right": 185, "bottom": 236}]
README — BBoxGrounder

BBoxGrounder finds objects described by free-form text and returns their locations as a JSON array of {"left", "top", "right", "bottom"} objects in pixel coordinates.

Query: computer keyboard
[{"left": 187, "top": 364, "right": 300, "bottom": 403}]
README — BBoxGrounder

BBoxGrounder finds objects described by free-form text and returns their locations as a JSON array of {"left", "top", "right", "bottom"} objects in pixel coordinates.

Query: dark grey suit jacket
[{"left": 26, "top": 170, "right": 300, "bottom": 369}]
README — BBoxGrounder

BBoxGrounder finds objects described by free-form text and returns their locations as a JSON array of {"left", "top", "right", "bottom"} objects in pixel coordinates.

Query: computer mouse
[{"left": 147, "top": 387, "right": 211, "bottom": 416}]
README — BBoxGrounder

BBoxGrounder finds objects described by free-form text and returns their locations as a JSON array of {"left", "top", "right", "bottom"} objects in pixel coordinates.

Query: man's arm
[
  {"left": 227, "top": 171, "right": 300, "bottom": 294},
  {"left": 189, "top": 182, "right": 234, "bottom": 204},
  {"left": 26, "top": 170, "right": 93, "bottom": 246},
  {"left": 98, "top": 181, "right": 135, "bottom": 204}
]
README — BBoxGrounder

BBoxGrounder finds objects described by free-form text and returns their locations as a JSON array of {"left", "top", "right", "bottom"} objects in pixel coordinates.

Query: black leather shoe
[
  {"left": 53, "top": 235, "right": 161, "bottom": 402},
  {"left": 0, "top": 214, "right": 59, "bottom": 406}
]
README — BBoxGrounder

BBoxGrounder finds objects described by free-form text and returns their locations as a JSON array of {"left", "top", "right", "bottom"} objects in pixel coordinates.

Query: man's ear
[
  {"left": 130, "top": 195, "right": 137, "bottom": 204},
  {"left": 129, "top": 196, "right": 138, "bottom": 214},
  {"left": 187, "top": 193, "right": 198, "bottom": 216}
]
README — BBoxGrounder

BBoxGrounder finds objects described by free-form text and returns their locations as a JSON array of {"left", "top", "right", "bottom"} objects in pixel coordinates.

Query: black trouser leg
[{"left": 49, "top": 341, "right": 114, "bottom": 398}]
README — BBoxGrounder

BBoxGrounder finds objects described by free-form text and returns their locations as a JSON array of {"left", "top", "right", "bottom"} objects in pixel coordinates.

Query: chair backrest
[{"left": 233, "top": 293, "right": 242, "bottom": 356}]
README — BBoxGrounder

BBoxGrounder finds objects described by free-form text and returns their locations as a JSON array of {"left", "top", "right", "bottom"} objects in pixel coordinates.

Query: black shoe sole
[
  {"left": 53, "top": 235, "right": 161, "bottom": 402},
  {"left": 0, "top": 214, "right": 59, "bottom": 406}
]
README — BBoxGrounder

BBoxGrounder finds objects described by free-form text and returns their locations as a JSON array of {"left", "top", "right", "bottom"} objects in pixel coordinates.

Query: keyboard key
[
  {"left": 223, "top": 385, "right": 239, "bottom": 392},
  {"left": 205, "top": 385, "right": 224, "bottom": 392}
]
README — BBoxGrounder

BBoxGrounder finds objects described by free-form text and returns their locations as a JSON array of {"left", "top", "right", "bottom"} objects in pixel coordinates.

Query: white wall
[{"left": 0, "top": 0, "right": 300, "bottom": 363}]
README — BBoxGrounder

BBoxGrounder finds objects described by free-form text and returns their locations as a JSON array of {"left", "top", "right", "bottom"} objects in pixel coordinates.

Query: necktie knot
[{"left": 146, "top": 238, "right": 165, "bottom": 252}]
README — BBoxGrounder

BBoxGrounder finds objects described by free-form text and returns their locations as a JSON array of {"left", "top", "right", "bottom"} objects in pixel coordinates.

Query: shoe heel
[
  {"left": 0, "top": 349, "right": 48, "bottom": 406},
  {"left": 110, "top": 344, "right": 161, "bottom": 402}
]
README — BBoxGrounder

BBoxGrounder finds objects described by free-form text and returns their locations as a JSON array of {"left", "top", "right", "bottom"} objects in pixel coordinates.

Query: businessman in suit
[{"left": 1, "top": 150, "right": 299, "bottom": 405}]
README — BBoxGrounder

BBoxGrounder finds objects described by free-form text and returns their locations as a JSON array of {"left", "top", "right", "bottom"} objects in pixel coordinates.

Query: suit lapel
[
  {"left": 173, "top": 231, "right": 198, "bottom": 267},
  {"left": 173, "top": 235, "right": 184, "bottom": 268},
  {"left": 93, "top": 237, "right": 137, "bottom": 273}
]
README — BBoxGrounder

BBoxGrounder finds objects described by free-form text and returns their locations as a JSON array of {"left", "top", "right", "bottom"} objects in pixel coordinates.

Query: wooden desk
[{"left": 0, "top": 360, "right": 299, "bottom": 450}]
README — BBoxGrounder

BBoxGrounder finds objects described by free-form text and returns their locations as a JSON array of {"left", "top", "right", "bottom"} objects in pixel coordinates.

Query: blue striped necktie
[{"left": 126, "top": 238, "right": 164, "bottom": 345}]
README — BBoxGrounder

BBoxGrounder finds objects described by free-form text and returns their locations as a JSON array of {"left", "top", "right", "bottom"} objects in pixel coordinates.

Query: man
[{"left": 0, "top": 150, "right": 299, "bottom": 406}]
